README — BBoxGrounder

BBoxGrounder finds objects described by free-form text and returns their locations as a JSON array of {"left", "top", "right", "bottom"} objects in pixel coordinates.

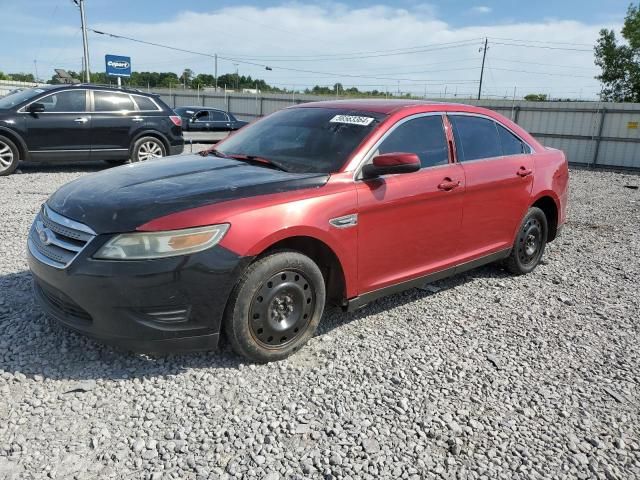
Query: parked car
[
  {"left": 174, "top": 106, "right": 248, "bottom": 132},
  {"left": 28, "top": 100, "right": 568, "bottom": 362},
  {"left": 0, "top": 84, "right": 184, "bottom": 175}
]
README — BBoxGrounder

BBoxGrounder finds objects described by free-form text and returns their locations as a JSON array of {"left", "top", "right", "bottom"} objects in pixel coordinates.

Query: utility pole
[
  {"left": 75, "top": 0, "right": 91, "bottom": 82},
  {"left": 214, "top": 53, "right": 218, "bottom": 90},
  {"left": 478, "top": 38, "right": 488, "bottom": 100}
]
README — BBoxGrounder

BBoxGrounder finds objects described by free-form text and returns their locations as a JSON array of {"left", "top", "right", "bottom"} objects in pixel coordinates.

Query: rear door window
[
  {"left": 496, "top": 123, "right": 529, "bottom": 155},
  {"left": 94, "top": 91, "right": 135, "bottom": 112},
  {"left": 377, "top": 115, "right": 449, "bottom": 168},
  {"left": 209, "top": 110, "right": 228, "bottom": 121},
  {"left": 449, "top": 115, "right": 502, "bottom": 162}
]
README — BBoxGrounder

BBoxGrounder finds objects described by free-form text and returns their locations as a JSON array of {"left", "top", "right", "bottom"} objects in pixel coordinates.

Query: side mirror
[
  {"left": 28, "top": 102, "right": 45, "bottom": 114},
  {"left": 362, "top": 152, "right": 421, "bottom": 179}
]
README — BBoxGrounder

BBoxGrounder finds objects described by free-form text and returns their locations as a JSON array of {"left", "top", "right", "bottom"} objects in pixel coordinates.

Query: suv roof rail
[{"left": 73, "top": 83, "right": 145, "bottom": 94}]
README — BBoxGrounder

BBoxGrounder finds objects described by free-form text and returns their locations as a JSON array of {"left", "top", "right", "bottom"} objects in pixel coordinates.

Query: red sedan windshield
[{"left": 216, "top": 107, "right": 386, "bottom": 174}]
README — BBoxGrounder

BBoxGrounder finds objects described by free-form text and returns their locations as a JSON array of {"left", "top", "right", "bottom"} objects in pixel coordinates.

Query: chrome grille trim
[
  {"left": 43, "top": 204, "right": 96, "bottom": 236},
  {"left": 28, "top": 205, "right": 96, "bottom": 269}
]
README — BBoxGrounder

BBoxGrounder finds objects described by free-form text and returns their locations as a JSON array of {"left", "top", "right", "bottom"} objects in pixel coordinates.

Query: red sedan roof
[{"left": 294, "top": 99, "right": 471, "bottom": 115}]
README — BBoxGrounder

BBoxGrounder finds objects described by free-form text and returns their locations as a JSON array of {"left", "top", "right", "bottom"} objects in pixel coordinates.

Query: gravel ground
[{"left": 0, "top": 162, "right": 639, "bottom": 480}]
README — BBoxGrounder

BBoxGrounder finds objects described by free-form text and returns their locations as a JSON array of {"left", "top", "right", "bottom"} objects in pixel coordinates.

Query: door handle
[
  {"left": 74, "top": 117, "right": 88, "bottom": 123},
  {"left": 437, "top": 178, "right": 460, "bottom": 191},
  {"left": 517, "top": 167, "right": 533, "bottom": 177},
  {"left": 132, "top": 117, "right": 144, "bottom": 122}
]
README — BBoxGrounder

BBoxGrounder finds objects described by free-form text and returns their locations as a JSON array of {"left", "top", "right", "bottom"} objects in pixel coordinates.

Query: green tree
[
  {"left": 0, "top": 71, "right": 8, "bottom": 80},
  {"left": 524, "top": 93, "right": 548, "bottom": 101},
  {"left": 594, "top": 3, "right": 640, "bottom": 102},
  {"left": 192, "top": 73, "right": 215, "bottom": 88},
  {"left": 8, "top": 73, "right": 36, "bottom": 82},
  {"left": 181, "top": 68, "right": 194, "bottom": 87}
]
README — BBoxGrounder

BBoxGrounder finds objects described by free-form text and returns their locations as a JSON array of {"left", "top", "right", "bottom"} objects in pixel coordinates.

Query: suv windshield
[
  {"left": 0, "top": 87, "right": 52, "bottom": 109},
  {"left": 215, "top": 107, "right": 386, "bottom": 173}
]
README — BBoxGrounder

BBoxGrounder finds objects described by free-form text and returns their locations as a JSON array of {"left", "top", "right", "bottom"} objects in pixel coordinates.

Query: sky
[{"left": 0, "top": 0, "right": 631, "bottom": 100}]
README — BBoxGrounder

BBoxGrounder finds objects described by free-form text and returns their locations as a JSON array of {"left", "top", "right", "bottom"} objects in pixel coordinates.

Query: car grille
[
  {"left": 28, "top": 205, "right": 96, "bottom": 269},
  {"left": 35, "top": 282, "right": 92, "bottom": 323}
]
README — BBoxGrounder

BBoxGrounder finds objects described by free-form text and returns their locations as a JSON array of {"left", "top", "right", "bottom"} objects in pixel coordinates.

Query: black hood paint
[{"left": 47, "top": 155, "right": 329, "bottom": 233}]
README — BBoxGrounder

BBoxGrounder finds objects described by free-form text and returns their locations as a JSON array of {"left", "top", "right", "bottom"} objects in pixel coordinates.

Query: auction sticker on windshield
[{"left": 329, "top": 115, "right": 375, "bottom": 126}]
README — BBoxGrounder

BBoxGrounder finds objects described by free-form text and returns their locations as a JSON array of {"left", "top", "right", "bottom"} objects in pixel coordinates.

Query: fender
[
  {"left": 218, "top": 198, "right": 359, "bottom": 298},
  {"left": 130, "top": 129, "right": 171, "bottom": 153},
  {"left": 0, "top": 126, "right": 29, "bottom": 161}
]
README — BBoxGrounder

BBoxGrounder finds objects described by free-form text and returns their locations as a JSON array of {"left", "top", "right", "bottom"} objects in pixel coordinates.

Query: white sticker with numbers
[{"left": 329, "top": 115, "right": 375, "bottom": 126}]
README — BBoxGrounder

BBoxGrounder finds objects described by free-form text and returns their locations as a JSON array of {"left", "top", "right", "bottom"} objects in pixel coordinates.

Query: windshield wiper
[
  {"left": 200, "top": 147, "right": 229, "bottom": 158},
  {"left": 225, "top": 153, "right": 289, "bottom": 172},
  {"left": 201, "top": 148, "right": 288, "bottom": 172}
]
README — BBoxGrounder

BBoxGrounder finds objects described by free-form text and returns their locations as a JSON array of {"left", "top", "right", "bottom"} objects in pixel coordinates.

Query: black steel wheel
[
  {"left": 224, "top": 250, "right": 326, "bottom": 362},
  {"left": 249, "top": 269, "right": 315, "bottom": 349},
  {"left": 504, "top": 207, "right": 548, "bottom": 275}
]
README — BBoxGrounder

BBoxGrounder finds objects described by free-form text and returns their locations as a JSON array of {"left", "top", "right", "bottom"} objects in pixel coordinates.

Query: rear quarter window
[
  {"left": 496, "top": 123, "right": 530, "bottom": 155},
  {"left": 133, "top": 95, "right": 159, "bottom": 111}
]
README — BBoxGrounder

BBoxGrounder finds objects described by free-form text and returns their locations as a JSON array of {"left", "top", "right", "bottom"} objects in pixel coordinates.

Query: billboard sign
[{"left": 105, "top": 54, "right": 131, "bottom": 77}]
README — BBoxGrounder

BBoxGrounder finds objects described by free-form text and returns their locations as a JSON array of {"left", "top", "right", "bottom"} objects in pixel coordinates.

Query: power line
[
  {"left": 490, "top": 57, "right": 596, "bottom": 71},
  {"left": 487, "top": 36, "right": 593, "bottom": 47},
  {"left": 221, "top": 39, "right": 484, "bottom": 60},
  {"left": 490, "top": 41, "right": 592, "bottom": 52},
  {"left": 223, "top": 41, "right": 483, "bottom": 62},
  {"left": 89, "top": 29, "right": 479, "bottom": 83},
  {"left": 489, "top": 66, "right": 595, "bottom": 78}
]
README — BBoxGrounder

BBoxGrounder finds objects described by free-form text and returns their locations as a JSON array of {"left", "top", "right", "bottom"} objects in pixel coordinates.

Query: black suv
[{"left": 0, "top": 84, "right": 184, "bottom": 176}]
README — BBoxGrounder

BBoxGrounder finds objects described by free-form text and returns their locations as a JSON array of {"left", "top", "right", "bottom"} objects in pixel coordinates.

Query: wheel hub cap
[
  {"left": 137, "top": 142, "right": 163, "bottom": 162},
  {"left": 518, "top": 218, "right": 542, "bottom": 265},
  {"left": 0, "top": 141, "right": 14, "bottom": 171},
  {"left": 249, "top": 270, "right": 315, "bottom": 348}
]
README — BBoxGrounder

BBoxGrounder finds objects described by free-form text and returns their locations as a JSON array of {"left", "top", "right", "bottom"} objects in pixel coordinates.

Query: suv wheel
[
  {"left": 131, "top": 136, "right": 166, "bottom": 163},
  {"left": 224, "top": 250, "right": 326, "bottom": 363},
  {"left": 0, "top": 136, "right": 20, "bottom": 176},
  {"left": 504, "top": 207, "right": 548, "bottom": 275}
]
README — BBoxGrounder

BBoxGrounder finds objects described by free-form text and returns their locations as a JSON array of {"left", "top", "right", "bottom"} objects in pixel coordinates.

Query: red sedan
[{"left": 28, "top": 100, "right": 568, "bottom": 362}]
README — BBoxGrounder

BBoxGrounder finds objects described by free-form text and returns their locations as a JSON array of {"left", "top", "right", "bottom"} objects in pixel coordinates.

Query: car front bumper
[{"left": 27, "top": 239, "right": 251, "bottom": 354}]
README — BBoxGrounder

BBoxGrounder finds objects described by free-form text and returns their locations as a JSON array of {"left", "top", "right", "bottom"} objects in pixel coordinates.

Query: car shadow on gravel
[
  {"left": 317, "top": 263, "right": 512, "bottom": 335},
  {"left": 1, "top": 264, "right": 509, "bottom": 381}
]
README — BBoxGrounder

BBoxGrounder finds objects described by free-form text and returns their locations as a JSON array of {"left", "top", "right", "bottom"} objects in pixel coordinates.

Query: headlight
[{"left": 94, "top": 224, "right": 229, "bottom": 260}]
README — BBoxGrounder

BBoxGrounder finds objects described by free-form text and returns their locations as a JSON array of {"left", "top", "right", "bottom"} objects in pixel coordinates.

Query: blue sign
[{"left": 105, "top": 54, "right": 131, "bottom": 77}]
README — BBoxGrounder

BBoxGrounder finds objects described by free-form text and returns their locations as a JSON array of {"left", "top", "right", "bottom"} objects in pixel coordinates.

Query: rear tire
[
  {"left": 504, "top": 207, "right": 548, "bottom": 275},
  {"left": 131, "top": 136, "right": 166, "bottom": 163},
  {"left": 223, "top": 250, "right": 326, "bottom": 363},
  {"left": 0, "top": 135, "right": 20, "bottom": 176}
]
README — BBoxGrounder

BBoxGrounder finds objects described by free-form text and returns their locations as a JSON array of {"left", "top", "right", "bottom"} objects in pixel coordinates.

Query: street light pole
[{"left": 76, "top": 0, "right": 91, "bottom": 82}]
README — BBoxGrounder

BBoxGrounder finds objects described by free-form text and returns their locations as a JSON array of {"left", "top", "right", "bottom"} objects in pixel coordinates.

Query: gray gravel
[{"left": 1, "top": 162, "right": 639, "bottom": 479}]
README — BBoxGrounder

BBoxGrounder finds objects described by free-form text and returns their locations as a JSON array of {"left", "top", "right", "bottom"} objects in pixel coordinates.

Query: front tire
[
  {"left": 224, "top": 250, "right": 326, "bottom": 363},
  {"left": 0, "top": 135, "right": 20, "bottom": 176},
  {"left": 131, "top": 136, "right": 166, "bottom": 163},
  {"left": 504, "top": 207, "right": 548, "bottom": 275}
]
